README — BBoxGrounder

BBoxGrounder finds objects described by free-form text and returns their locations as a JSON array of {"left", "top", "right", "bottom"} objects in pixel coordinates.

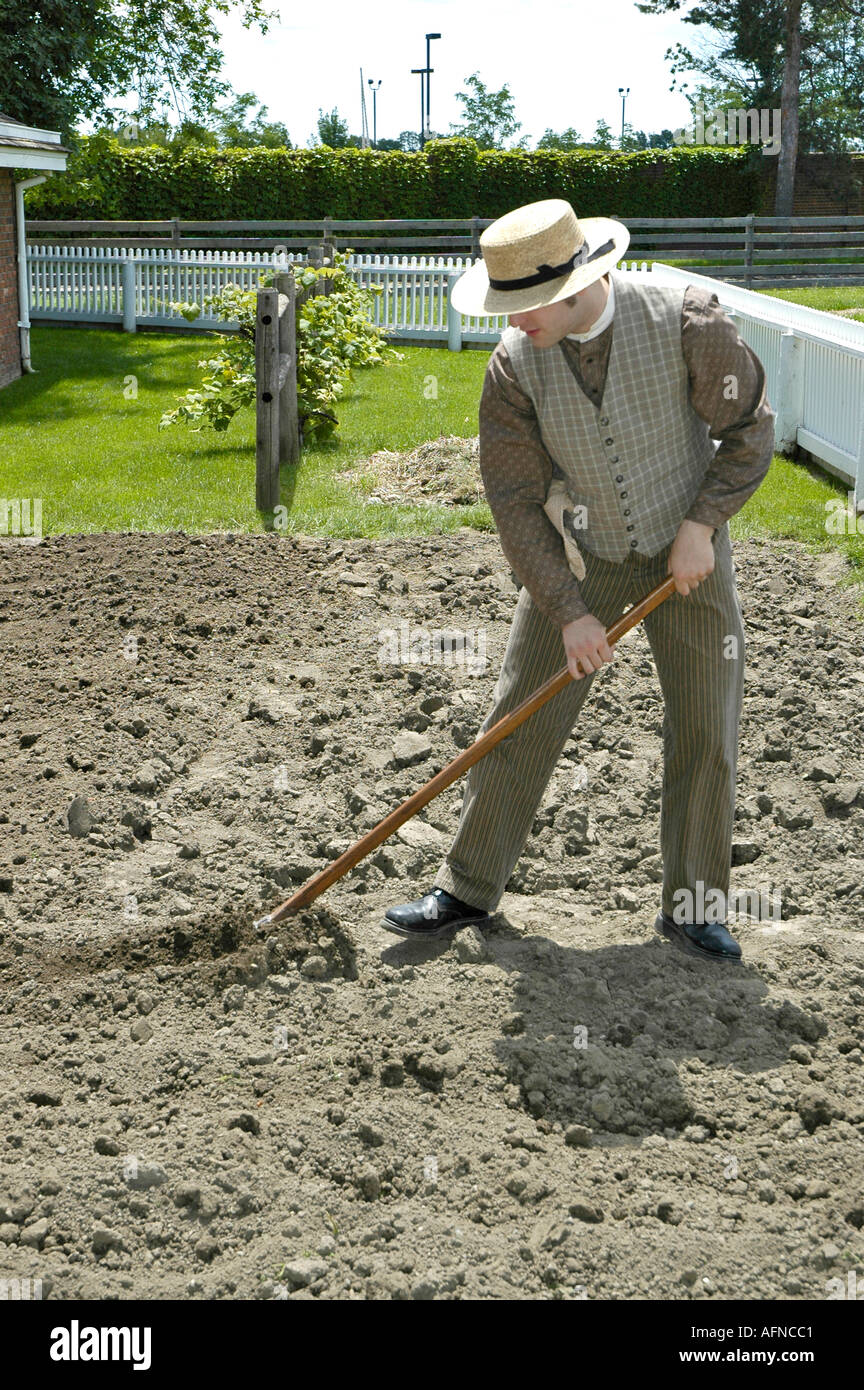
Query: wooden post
[
  {"left": 306, "top": 239, "right": 337, "bottom": 294},
  {"left": 255, "top": 288, "right": 280, "bottom": 511},
  {"left": 274, "top": 272, "right": 299, "bottom": 469},
  {"left": 744, "top": 213, "right": 755, "bottom": 289},
  {"left": 470, "top": 216, "right": 480, "bottom": 261}
]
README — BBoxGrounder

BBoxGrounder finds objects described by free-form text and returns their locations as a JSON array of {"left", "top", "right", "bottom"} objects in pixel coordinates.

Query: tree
[
  {"left": 536, "top": 127, "right": 585, "bottom": 150},
  {"left": 398, "top": 129, "right": 421, "bottom": 151},
  {"left": 313, "top": 106, "right": 352, "bottom": 148},
  {"left": 537, "top": 120, "right": 614, "bottom": 151},
  {"left": 213, "top": 92, "right": 290, "bottom": 148},
  {"left": 101, "top": 117, "right": 179, "bottom": 146},
  {"left": 646, "top": 128, "right": 677, "bottom": 148},
  {"left": 590, "top": 119, "right": 616, "bottom": 150},
  {"left": 0, "top": 0, "right": 275, "bottom": 139},
  {"left": 104, "top": 93, "right": 291, "bottom": 149},
  {"left": 634, "top": 0, "right": 864, "bottom": 213},
  {"left": 449, "top": 71, "right": 521, "bottom": 148},
  {"left": 775, "top": 0, "right": 802, "bottom": 214},
  {"left": 619, "top": 125, "right": 677, "bottom": 150}
]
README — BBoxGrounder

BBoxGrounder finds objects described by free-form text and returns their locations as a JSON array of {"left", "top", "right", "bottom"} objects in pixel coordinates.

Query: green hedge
[{"left": 23, "top": 135, "right": 763, "bottom": 221}]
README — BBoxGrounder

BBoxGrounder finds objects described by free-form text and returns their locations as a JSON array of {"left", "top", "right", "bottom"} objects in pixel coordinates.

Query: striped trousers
[{"left": 433, "top": 523, "right": 745, "bottom": 917}]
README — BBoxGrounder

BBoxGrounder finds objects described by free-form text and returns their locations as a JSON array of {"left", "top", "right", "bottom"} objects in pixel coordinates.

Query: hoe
[{"left": 253, "top": 574, "right": 676, "bottom": 933}]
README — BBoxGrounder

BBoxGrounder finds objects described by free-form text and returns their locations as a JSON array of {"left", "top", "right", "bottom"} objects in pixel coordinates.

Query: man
[{"left": 383, "top": 199, "right": 774, "bottom": 964}]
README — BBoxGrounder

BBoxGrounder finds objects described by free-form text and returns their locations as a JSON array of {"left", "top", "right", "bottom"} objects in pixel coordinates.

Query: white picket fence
[
  {"left": 27, "top": 246, "right": 304, "bottom": 331},
  {"left": 26, "top": 243, "right": 614, "bottom": 342},
  {"left": 26, "top": 245, "right": 500, "bottom": 336},
  {"left": 25, "top": 244, "right": 864, "bottom": 494}
]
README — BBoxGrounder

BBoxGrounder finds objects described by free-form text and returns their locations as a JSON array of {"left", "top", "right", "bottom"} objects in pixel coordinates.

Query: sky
[{"left": 210, "top": 0, "right": 719, "bottom": 146}]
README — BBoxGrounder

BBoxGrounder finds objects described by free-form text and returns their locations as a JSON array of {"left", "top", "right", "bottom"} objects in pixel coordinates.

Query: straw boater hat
[{"left": 450, "top": 199, "right": 630, "bottom": 317}]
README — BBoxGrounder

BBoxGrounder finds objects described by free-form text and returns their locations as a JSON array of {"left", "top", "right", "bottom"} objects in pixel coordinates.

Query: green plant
[
  {"left": 159, "top": 250, "right": 402, "bottom": 441},
  {"left": 23, "top": 134, "right": 765, "bottom": 220}
]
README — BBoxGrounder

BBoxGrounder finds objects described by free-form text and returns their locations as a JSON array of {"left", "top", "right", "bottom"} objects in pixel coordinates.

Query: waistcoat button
[
  {"left": 604, "top": 438, "right": 613, "bottom": 445},
  {"left": 630, "top": 540, "right": 638, "bottom": 548}
]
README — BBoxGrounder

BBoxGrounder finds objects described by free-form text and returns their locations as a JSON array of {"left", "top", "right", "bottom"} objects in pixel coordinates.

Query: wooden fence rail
[{"left": 27, "top": 215, "right": 864, "bottom": 286}]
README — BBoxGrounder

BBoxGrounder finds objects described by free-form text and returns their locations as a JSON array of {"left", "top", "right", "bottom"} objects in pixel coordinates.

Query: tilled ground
[{"left": 0, "top": 528, "right": 863, "bottom": 1301}]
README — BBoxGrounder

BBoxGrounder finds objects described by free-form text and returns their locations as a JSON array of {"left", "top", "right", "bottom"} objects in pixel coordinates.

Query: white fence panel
[
  {"left": 645, "top": 263, "right": 864, "bottom": 494},
  {"left": 25, "top": 246, "right": 864, "bottom": 494}
]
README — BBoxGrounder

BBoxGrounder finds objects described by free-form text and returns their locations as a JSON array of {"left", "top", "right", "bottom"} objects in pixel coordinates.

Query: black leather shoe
[
  {"left": 655, "top": 911, "right": 743, "bottom": 964},
  {"left": 383, "top": 887, "right": 489, "bottom": 939}
]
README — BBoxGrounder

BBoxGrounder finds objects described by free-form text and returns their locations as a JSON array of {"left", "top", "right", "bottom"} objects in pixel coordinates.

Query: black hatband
[{"left": 486, "top": 237, "right": 615, "bottom": 292}]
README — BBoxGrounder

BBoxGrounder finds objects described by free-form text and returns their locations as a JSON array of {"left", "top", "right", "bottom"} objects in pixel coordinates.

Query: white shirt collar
[{"left": 565, "top": 275, "right": 615, "bottom": 343}]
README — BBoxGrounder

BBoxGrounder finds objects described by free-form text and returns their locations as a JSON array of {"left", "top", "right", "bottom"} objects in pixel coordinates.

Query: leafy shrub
[
  {"left": 25, "top": 135, "right": 766, "bottom": 221},
  {"left": 160, "top": 250, "right": 402, "bottom": 441}
]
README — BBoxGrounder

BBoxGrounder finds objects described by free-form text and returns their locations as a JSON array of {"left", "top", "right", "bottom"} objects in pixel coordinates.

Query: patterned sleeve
[
  {"left": 478, "top": 341, "right": 590, "bottom": 626},
  {"left": 681, "top": 286, "right": 776, "bottom": 529}
]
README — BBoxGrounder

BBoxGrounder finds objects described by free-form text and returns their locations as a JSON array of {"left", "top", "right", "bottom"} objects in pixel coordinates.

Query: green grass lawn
[
  {"left": 1, "top": 326, "right": 490, "bottom": 536},
  {"left": 632, "top": 266, "right": 864, "bottom": 321},
  {"left": 730, "top": 454, "right": 864, "bottom": 584},
  {"left": 758, "top": 285, "right": 864, "bottom": 321},
  {"left": 3, "top": 321, "right": 864, "bottom": 601}
]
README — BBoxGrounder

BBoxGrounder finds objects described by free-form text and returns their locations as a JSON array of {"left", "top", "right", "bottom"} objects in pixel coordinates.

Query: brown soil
[{"left": 0, "top": 528, "right": 863, "bottom": 1301}]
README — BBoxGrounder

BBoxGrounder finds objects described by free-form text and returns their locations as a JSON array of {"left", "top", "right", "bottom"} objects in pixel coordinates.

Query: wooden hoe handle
[{"left": 254, "top": 573, "right": 677, "bottom": 929}]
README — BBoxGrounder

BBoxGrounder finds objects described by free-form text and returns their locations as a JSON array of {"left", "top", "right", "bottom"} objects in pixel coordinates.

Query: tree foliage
[
  {"left": 620, "top": 125, "right": 677, "bottom": 150},
  {"left": 313, "top": 107, "right": 352, "bottom": 149},
  {"left": 0, "top": 0, "right": 274, "bottom": 138},
  {"left": 536, "top": 127, "right": 585, "bottom": 150},
  {"left": 208, "top": 92, "right": 290, "bottom": 148},
  {"left": 97, "top": 93, "right": 290, "bottom": 149},
  {"left": 534, "top": 120, "right": 676, "bottom": 152},
  {"left": 448, "top": 71, "right": 523, "bottom": 149},
  {"left": 635, "top": 0, "right": 864, "bottom": 152}
]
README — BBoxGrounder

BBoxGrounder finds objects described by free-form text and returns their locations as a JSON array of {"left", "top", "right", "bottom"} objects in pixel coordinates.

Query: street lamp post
[
  {"left": 425, "top": 32, "right": 441, "bottom": 140},
  {"left": 367, "top": 78, "right": 381, "bottom": 147},
  {"left": 411, "top": 68, "right": 428, "bottom": 147},
  {"left": 618, "top": 86, "right": 630, "bottom": 146}
]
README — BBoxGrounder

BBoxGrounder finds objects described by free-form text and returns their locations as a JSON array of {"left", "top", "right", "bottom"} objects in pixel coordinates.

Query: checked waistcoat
[{"left": 499, "top": 269, "right": 718, "bottom": 562}]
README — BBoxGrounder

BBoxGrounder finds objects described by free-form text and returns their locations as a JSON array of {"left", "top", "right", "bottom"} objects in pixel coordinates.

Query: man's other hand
[
  {"left": 561, "top": 614, "right": 615, "bottom": 681},
  {"left": 668, "top": 519, "right": 715, "bottom": 596}
]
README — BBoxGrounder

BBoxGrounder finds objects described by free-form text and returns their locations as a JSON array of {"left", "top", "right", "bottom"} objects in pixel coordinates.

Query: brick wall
[
  {"left": 757, "top": 153, "right": 864, "bottom": 215},
  {"left": 0, "top": 171, "right": 21, "bottom": 389}
]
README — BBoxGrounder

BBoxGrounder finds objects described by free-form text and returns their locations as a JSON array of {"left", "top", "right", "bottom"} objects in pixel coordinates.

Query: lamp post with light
[
  {"left": 411, "top": 68, "right": 428, "bottom": 147},
  {"left": 618, "top": 86, "right": 630, "bottom": 146},
  {"left": 425, "top": 32, "right": 441, "bottom": 140},
  {"left": 367, "top": 78, "right": 381, "bottom": 147}
]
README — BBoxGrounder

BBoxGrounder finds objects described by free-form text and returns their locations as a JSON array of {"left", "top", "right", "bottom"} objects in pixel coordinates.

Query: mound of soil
[{"left": 0, "top": 527, "right": 863, "bottom": 1301}]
